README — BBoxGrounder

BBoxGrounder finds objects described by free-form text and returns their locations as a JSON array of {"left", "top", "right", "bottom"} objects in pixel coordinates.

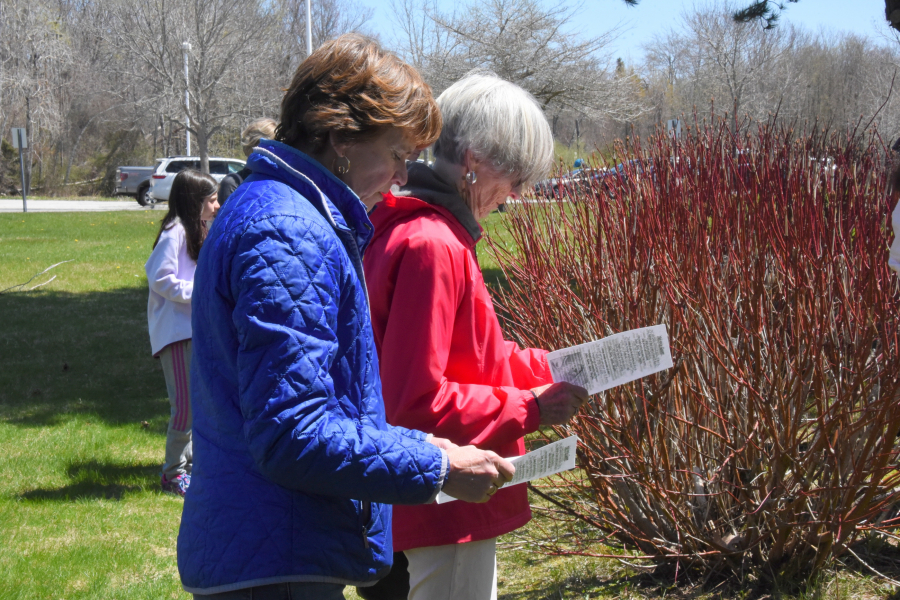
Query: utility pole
[
  {"left": 574, "top": 118, "right": 581, "bottom": 163},
  {"left": 182, "top": 42, "right": 192, "bottom": 155},
  {"left": 306, "top": 0, "right": 313, "bottom": 56}
]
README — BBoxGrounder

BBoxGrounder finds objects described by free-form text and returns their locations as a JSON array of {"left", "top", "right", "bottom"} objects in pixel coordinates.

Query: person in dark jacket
[
  {"left": 217, "top": 117, "right": 277, "bottom": 206},
  {"left": 179, "top": 35, "right": 514, "bottom": 600}
]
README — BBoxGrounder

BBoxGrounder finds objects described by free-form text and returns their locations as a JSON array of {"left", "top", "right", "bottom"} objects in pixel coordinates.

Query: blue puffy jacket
[{"left": 177, "top": 140, "right": 447, "bottom": 594}]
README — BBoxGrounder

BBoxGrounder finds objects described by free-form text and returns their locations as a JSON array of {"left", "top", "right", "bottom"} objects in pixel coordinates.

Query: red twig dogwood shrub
[{"left": 490, "top": 120, "right": 900, "bottom": 578}]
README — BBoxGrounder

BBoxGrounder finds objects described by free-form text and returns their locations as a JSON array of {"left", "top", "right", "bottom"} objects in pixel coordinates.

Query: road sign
[
  {"left": 11, "top": 128, "right": 27, "bottom": 212},
  {"left": 666, "top": 119, "right": 682, "bottom": 139},
  {"left": 11, "top": 128, "right": 27, "bottom": 149}
]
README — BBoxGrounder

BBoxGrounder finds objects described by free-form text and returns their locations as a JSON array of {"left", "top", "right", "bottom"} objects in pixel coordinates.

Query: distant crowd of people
[{"left": 144, "top": 33, "right": 588, "bottom": 600}]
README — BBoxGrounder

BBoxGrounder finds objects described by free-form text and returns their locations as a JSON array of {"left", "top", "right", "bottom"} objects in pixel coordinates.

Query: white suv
[{"left": 148, "top": 156, "right": 246, "bottom": 202}]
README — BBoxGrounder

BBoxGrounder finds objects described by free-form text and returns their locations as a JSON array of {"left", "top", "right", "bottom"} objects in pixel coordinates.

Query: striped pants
[{"left": 159, "top": 339, "right": 193, "bottom": 479}]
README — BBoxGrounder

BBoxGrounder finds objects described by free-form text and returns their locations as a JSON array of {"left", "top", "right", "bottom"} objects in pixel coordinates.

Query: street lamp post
[
  {"left": 182, "top": 41, "right": 192, "bottom": 156},
  {"left": 306, "top": 0, "right": 312, "bottom": 56}
]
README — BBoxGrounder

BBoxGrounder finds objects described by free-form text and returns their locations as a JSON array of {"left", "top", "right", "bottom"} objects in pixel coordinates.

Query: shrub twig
[
  {"left": 0, "top": 260, "right": 74, "bottom": 295},
  {"left": 490, "top": 117, "right": 900, "bottom": 580}
]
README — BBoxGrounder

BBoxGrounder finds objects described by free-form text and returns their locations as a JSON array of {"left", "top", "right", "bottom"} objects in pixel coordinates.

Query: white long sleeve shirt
[
  {"left": 146, "top": 220, "right": 196, "bottom": 355},
  {"left": 890, "top": 199, "right": 900, "bottom": 275}
]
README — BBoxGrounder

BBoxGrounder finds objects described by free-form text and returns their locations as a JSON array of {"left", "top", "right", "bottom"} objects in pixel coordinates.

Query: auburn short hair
[{"left": 276, "top": 34, "right": 441, "bottom": 152}]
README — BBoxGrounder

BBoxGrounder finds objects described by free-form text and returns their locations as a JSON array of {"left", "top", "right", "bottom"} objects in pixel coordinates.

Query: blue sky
[{"left": 366, "top": 0, "right": 894, "bottom": 63}]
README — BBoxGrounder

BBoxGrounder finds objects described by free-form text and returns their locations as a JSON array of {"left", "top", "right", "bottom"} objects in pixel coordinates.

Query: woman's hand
[
  {"left": 532, "top": 382, "right": 589, "bottom": 426},
  {"left": 441, "top": 445, "right": 515, "bottom": 503},
  {"left": 428, "top": 436, "right": 459, "bottom": 451}
]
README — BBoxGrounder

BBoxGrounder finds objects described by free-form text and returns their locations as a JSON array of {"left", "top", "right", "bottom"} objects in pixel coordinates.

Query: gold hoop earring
[{"left": 333, "top": 156, "right": 350, "bottom": 175}]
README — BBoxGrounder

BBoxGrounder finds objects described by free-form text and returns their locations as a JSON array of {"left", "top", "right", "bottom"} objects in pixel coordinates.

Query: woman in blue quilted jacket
[{"left": 179, "top": 34, "right": 515, "bottom": 600}]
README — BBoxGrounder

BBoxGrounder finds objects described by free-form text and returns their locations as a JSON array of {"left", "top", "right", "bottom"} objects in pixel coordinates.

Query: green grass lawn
[
  {"left": 0, "top": 212, "right": 187, "bottom": 599},
  {"left": 1, "top": 211, "right": 896, "bottom": 600}
]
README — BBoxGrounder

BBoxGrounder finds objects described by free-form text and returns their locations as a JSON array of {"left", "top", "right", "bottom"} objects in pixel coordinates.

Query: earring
[
  {"left": 333, "top": 156, "right": 350, "bottom": 175},
  {"left": 465, "top": 171, "right": 477, "bottom": 184}
]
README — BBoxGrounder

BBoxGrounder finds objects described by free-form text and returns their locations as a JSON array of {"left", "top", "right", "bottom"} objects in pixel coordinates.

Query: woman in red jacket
[{"left": 363, "top": 71, "right": 589, "bottom": 600}]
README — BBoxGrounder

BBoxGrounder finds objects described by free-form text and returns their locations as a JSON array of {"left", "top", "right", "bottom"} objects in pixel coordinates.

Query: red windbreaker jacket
[{"left": 364, "top": 172, "right": 554, "bottom": 551}]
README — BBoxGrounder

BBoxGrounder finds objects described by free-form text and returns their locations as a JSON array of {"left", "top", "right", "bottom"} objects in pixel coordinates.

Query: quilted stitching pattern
[{"left": 177, "top": 142, "right": 445, "bottom": 592}]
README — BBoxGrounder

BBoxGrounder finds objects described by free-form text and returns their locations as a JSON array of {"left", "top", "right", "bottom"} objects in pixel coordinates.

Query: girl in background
[
  {"left": 889, "top": 149, "right": 900, "bottom": 273},
  {"left": 146, "top": 169, "right": 219, "bottom": 497}
]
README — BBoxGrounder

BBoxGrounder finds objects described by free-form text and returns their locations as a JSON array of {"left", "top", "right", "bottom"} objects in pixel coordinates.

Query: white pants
[{"left": 404, "top": 537, "right": 497, "bottom": 600}]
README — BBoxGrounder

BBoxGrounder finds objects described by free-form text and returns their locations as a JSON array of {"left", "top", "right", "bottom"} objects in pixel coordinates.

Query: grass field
[
  {"left": 0, "top": 211, "right": 586, "bottom": 600},
  {"left": 1, "top": 211, "right": 897, "bottom": 600}
]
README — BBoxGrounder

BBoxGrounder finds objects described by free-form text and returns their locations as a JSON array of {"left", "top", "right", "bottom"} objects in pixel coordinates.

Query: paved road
[{"left": 0, "top": 199, "right": 164, "bottom": 213}]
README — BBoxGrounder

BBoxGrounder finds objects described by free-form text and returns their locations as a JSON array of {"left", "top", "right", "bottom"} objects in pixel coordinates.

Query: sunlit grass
[
  {"left": 1, "top": 211, "right": 895, "bottom": 599},
  {"left": 0, "top": 211, "right": 188, "bottom": 600},
  {"left": 0, "top": 211, "right": 165, "bottom": 294}
]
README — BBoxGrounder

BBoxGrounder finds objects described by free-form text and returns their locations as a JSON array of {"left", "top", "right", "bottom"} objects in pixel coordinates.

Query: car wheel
[{"left": 136, "top": 184, "right": 153, "bottom": 206}]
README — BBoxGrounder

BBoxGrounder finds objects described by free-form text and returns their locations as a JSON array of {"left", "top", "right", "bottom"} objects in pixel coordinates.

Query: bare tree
[
  {"left": 643, "top": 2, "right": 799, "bottom": 129},
  {"left": 0, "top": 0, "right": 74, "bottom": 192},
  {"left": 273, "top": 0, "right": 374, "bottom": 82},
  {"left": 393, "top": 0, "right": 647, "bottom": 122},
  {"left": 641, "top": 5, "right": 900, "bottom": 144},
  {"left": 47, "top": 0, "right": 138, "bottom": 185},
  {"left": 3, "top": 0, "right": 896, "bottom": 197},
  {"left": 104, "top": 0, "right": 278, "bottom": 173}
]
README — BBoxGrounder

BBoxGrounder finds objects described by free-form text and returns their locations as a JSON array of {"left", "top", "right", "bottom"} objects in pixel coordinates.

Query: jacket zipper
[{"left": 361, "top": 500, "right": 371, "bottom": 549}]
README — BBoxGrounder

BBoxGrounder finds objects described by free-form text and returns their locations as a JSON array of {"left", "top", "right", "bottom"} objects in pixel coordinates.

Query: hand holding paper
[
  {"left": 441, "top": 445, "right": 514, "bottom": 503},
  {"left": 437, "top": 436, "right": 579, "bottom": 504},
  {"left": 531, "top": 382, "right": 590, "bottom": 425},
  {"left": 436, "top": 325, "right": 672, "bottom": 504}
]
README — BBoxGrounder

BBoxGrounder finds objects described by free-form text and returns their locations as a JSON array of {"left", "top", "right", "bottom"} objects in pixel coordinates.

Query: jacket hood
[
  {"left": 246, "top": 139, "right": 375, "bottom": 253},
  {"left": 374, "top": 162, "right": 482, "bottom": 245}
]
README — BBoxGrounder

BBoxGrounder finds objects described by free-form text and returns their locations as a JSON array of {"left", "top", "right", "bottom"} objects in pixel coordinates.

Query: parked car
[
  {"left": 148, "top": 156, "right": 246, "bottom": 202},
  {"left": 532, "top": 175, "right": 561, "bottom": 198},
  {"left": 115, "top": 165, "right": 156, "bottom": 206},
  {"left": 594, "top": 159, "right": 651, "bottom": 196},
  {"left": 533, "top": 168, "right": 606, "bottom": 200}
]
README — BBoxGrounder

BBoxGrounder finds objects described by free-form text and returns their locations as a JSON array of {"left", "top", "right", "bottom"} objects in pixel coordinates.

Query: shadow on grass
[
  {"left": 0, "top": 287, "right": 167, "bottom": 427},
  {"left": 839, "top": 539, "right": 900, "bottom": 592},
  {"left": 498, "top": 571, "right": 653, "bottom": 600},
  {"left": 498, "top": 544, "right": 900, "bottom": 600},
  {"left": 482, "top": 266, "right": 509, "bottom": 293},
  {"left": 19, "top": 459, "right": 160, "bottom": 501}
]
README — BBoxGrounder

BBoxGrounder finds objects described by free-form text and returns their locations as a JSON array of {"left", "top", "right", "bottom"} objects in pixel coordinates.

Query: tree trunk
[
  {"left": 165, "top": 118, "right": 172, "bottom": 157},
  {"left": 153, "top": 114, "right": 159, "bottom": 159},
  {"left": 197, "top": 127, "right": 210, "bottom": 174},
  {"left": 24, "top": 96, "right": 32, "bottom": 195},
  {"left": 63, "top": 126, "right": 86, "bottom": 186}
]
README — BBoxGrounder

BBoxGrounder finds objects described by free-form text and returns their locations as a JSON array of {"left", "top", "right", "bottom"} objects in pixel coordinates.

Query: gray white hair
[{"left": 433, "top": 71, "right": 554, "bottom": 187}]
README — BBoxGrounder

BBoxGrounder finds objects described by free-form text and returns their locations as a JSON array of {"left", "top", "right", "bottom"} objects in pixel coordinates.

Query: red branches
[{"left": 491, "top": 119, "right": 900, "bottom": 579}]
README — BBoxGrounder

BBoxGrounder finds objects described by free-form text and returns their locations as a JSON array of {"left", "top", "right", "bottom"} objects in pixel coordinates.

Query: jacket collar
[
  {"left": 393, "top": 162, "right": 482, "bottom": 243},
  {"left": 246, "top": 140, "right": 374, "bottom": 253}
]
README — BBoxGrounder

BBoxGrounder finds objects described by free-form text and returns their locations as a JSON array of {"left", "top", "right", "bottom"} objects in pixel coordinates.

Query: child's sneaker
[{"left": 161, "top": 473, "right": 191, "bottom": 497}]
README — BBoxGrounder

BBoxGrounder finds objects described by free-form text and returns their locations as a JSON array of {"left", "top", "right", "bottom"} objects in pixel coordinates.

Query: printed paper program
[
  {"left": 436, "top": 436, "right": 578, "bottom": 504},
  {"left": 547, "top": 324, "right": 673, "bottom": 396}
]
